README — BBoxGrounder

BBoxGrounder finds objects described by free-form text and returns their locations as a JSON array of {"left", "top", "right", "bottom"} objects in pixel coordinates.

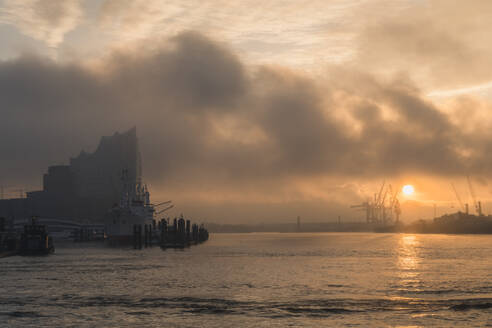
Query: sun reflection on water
[{"left": 396, "top": 234, "right": 422, "bottom": 294}]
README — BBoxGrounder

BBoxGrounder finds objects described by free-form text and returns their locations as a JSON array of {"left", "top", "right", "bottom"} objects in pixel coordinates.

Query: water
[{"left": 2, "top": 233, "right": 492, "bottom": 327}]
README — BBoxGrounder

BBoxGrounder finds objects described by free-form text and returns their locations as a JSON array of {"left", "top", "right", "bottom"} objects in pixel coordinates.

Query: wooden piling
[
  {"left": 138, "top": 224, "right": 142, "bottom": 249},
  {"left": 149, "top": 224, "right": 153, "bottom": 247},
  {"left": 144, "top": 224, "right": 148, "bottom": 248}
]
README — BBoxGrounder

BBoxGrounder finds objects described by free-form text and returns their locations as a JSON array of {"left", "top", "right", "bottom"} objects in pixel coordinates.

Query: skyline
[{"left": 1, "top": 0, "right": 492, "bottom": 222}]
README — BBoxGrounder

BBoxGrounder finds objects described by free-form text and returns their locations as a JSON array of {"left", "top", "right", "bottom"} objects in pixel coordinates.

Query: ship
[
  {"left": 104, "top": 169, "right": 155, "bottom": 245},
  {"left": 0, "top": 217, "right": 18, "bottom": 257},
  {"left": 19, "top": 217, "right": 55, "bottom": 255}
]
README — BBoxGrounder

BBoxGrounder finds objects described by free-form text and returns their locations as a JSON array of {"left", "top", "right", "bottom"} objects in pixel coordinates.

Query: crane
[
  {"left": 152, "top": 200, "right": 172, "bottom": 207},
  {"left": 350, "top": 202, "right": 371, "bottom": 223},
  {"left": 351, "top": 181, "right": 402, "bottom": 224},
  {"left": 373, "top": 181, "right": 386, "bottom": 222},
  {"left": 388, "top": 185, "right": 401, "bottom": 223},
  {"left": 467, "top": 175, "right": 482, "bottom": 216},
  {"left": 380, "top": 188, "right": 389, "bottom": 222},
  {"left": 451, "top": 183, "right": 465, "bottom": 212},
  {"left": 156, "top": 204, "right": 174, "bottom": 215},
  {"left": 393, "top": 198, "right": 401, "bottom": 222},
  {"left": 375, "top": 181, "right": 385, "bottom": 207}
]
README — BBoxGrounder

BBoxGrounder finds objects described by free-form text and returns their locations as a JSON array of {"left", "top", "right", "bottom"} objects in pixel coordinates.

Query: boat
[
  {"left": 0, "top": 217, "right": 19, "bottom": 257},
  {"left": 105, "top": 170, "right": 155, "bottom": 245},
  {"left": 19, "top": 217, "right": 55, "bottom": 255}
]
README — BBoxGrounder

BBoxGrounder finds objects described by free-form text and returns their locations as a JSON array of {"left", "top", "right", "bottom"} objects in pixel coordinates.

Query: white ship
[{"left": 105, "top": 170, "right": 155, "bottom": 244}]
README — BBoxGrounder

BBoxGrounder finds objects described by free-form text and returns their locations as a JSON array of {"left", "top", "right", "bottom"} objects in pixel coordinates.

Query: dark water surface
[{"left": 2, "top": 233, "right": 492, "bottom": 327}]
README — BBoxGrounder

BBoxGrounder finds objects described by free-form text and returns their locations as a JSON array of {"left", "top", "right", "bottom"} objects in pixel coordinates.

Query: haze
[{"left": 1, "top": 0, "right": 492, "bottom": 223}]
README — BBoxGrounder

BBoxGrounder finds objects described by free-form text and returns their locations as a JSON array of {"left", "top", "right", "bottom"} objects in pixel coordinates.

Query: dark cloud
[
  {"left": 105, "top": 32, "right": 247, "bottom": 113},
  {"left": 0, "top": 31, "right": 490, "bottom": 219}
]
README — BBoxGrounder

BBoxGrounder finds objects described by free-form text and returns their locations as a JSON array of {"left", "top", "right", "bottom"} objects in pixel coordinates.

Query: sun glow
[{"left": 402, "top": 185, "right": 415, "bottom": 196}]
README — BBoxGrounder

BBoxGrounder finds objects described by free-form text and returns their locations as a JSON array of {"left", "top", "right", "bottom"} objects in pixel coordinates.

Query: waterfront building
[{"left": 0, "top": 127, "right": 141, "bottom": 224}]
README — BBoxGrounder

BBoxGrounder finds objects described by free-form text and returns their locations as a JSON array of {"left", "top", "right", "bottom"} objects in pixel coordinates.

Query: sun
[{"left": 402, "top": 185, "right": 415, "bottom": 195}]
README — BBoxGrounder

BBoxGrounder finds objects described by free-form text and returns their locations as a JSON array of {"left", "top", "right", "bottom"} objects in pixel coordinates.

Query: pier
[{"left": 132, "top": 216, "right": 209, "bottom": 249}]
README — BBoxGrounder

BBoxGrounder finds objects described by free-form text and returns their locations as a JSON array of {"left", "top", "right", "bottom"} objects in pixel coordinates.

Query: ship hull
[
  {"left": 105, "top": 235, "right": 134, "bottom": 246},
  {"left": 105, "top": 207, "right": 154, "bottom": 246}
]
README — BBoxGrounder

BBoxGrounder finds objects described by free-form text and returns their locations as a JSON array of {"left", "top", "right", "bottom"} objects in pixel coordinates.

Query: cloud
[
  {"left": 1, "top": 31, "right": 492, "bottom": 219},
  {"left": 96, "top": 0, "right": 385, "bottom": 68},
  {"left": 356, "top": 0, "right": 492, "bottom": 91},
  {"left": 0, "top": 0, "right": 83, "bottom": 48}
]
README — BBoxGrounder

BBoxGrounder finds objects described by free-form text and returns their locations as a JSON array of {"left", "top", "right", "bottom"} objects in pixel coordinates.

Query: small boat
[
  {"left": 19, "top": 217, "right": 55, "bottom": 255},
  {"left": 0, "top": 217, "right": 19, "bottom": 257}
]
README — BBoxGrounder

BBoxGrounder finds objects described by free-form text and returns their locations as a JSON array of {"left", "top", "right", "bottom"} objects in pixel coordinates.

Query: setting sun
[{"left": 402, "top": 185, "right": 415, "bottom": 195}]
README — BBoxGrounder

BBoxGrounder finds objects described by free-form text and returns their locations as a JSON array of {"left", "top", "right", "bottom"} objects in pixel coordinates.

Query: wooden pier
[{"left": 132, "top": 216, "right": 209, "bottom": 249}]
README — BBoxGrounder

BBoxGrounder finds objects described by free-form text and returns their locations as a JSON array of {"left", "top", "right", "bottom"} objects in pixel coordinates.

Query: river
[{"left": 1, "top": 233, "right": 492, "bottom": 327}]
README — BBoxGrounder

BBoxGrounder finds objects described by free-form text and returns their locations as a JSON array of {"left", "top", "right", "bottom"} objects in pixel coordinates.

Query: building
[{"left": 0, "top": 127, "right": 141, "bottom": 224}]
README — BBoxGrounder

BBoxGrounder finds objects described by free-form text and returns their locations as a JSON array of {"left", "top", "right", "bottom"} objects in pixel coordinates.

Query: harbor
[
  {"left": 0, "top": 129, "right": 209, "bottom": 258},
  {"left": 3, "top": 2, "right": 492, "bottom": 326},
  {"left": 0, "top": 214, "right": 209, "bottom": 258}
]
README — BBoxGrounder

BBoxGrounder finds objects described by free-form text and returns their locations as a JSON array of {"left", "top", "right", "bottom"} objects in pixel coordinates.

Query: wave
[
  {"left": 450, "top": 301, "right": 492, "bottom": 311},
  {"left": 2, "top": 295, "right": 492, "bottom": 318},
  {"left": 0, "top": 311, "right": 48, "bottom": 318}
]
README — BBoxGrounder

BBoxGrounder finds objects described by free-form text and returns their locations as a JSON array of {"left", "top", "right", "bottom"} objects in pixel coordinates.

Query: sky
[{"left": 1, "top": 0, "right": 492, "bottom": 223}]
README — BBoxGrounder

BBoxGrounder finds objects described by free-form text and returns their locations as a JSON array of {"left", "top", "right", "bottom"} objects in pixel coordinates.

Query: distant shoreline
[
  {"left": 207, "top": 215, "right": 492, "bottom": 234},
  {"left": 207, "top": 222, "right": 383, "bottom": 233}
]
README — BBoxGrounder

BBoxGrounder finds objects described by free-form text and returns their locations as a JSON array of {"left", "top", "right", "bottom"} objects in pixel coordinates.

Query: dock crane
[
  {"left": 156, "top": 204, "right": 174, "bottom": 215},
  {"left": 351, "top": 181, "right": 398, "bottom": 224},
  {"left": 380, "top": 187, "right": 389, "bottom": 222},
  {"left": 375, "top": 181, "right": 385, "bottom": 207},
  {"left": 372, "top": 181, "right": 386, "bottom": 222},
  {"left": 451, "top": 183, "right": 465, "bottom": 212},
  {"left": 350, "top": 202, "right": 372, "bottom": 223},
  {"left": 156, "top": 204, "right": 175, "bottom": 225},
  {"left": 388, "top": 185, "right": 401, "bottom": 223},
  {"left": 152, "top": 200, "right": 172, "bottom": 207},
  {"left": 467, "top": 175, "right": 483, "bottom": 216}
]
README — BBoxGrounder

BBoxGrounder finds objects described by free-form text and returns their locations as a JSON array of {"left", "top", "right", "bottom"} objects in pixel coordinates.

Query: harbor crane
[
  {"left": 467, "top": 175, "right": 483, "bottom": 216},
  {"left": 375, "top": 181, "right": 385, "bottom": 211},
  {"left": 350, "top": 202, "right": 371, "bottom": 223},
  {"left": 152, "top": 200, "right": 172, "bottom": 207},
  {"left": 350, "top": 181, "right": 401, "bottom": 224},
  {"left": 451, "top": 183, "right": 465, "bottom": 212},
  {"left": 156, "top": 204, "right": 174, "bottom": 215},
  {"left": 388, "top": 185, "right": 401, "bottom": 223}
]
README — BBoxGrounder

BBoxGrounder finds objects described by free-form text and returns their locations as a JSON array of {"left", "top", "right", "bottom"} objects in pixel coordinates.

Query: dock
[{"left": 132, "top": 216, "right": 209, "bottom": 249}]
